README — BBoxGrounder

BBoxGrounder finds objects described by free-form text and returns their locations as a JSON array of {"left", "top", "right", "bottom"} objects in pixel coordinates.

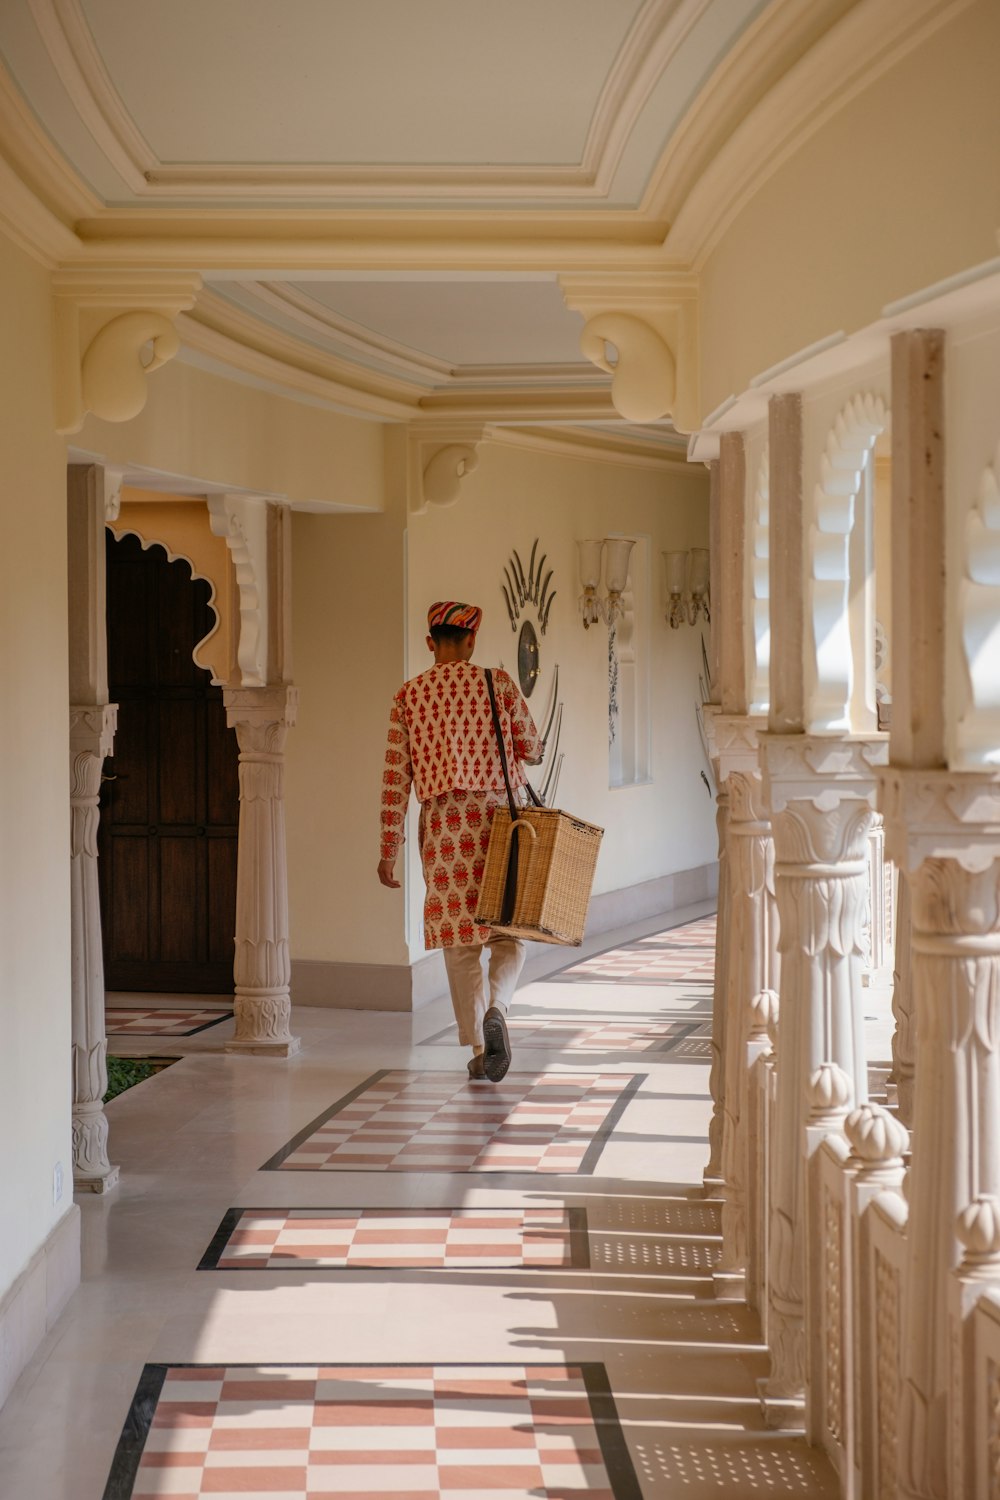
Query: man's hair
[{"left": 430, "top": 623, "right": 474, "bottom": 644}]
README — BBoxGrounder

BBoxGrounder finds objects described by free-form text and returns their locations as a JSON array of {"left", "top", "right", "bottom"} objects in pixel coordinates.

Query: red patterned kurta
[{"left": 380, "top": 663, "right": 543, "bottom": 949}]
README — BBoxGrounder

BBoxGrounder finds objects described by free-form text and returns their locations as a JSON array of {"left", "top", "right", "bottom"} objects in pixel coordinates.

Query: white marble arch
[
  {"left": 749, "top": 443, "right": 770, "bottom": 716},
  {"left": 956, "top": 440, "right": 1000, "bottom": 769},
  {"left": 807, "top": 392, "right": 888, "bottom": 734}
]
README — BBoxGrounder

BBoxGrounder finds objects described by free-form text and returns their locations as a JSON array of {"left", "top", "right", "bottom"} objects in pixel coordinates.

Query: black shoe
[
  {"left": 482, "top": 1006, "right": 511, "bottom": 1082},
  {"left": 467, "top": 1053, "right": 487, "bottom": 1081}
]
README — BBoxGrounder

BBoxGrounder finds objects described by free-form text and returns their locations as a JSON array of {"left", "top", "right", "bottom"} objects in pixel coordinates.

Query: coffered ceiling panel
[{"left": 80, "top": 0, "right": 640, "bottom": 166}]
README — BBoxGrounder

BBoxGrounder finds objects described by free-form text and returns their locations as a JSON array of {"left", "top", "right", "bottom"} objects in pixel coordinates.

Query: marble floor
[{"left": 0, "top": 902, "right": 840, "bottom": 1499}]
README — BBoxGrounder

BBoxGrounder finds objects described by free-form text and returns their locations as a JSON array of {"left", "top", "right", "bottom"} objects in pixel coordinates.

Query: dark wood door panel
[{"left": 99, "top": 531, "right": 238, "bottom": 993}]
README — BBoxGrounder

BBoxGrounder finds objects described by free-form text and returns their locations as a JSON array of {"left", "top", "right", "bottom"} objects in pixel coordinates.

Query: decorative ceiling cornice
[{"left": 22, "top": 0, "right": 717, "bottom": 205}]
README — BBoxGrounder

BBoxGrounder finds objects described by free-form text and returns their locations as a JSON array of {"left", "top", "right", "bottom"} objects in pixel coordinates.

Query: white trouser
[{"left": 441, "top": 936, "right": 525, "bottom": 1048}]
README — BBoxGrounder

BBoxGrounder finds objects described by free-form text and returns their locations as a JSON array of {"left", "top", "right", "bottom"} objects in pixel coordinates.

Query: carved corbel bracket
[
  {"left": 207, "top": 493, "right": 270, "bottom": 687},
  {"left": 879, "top": 766, "right": 1000, "bottom": 875},
  {"left": 53, "top": 271, "right": 202, "bottom": 434},
  {"left": 407, "top": 425, "right": 485, "bottom": 515},
  {"left": 558, "top": 273, "right": 699, "bottom": 432}
]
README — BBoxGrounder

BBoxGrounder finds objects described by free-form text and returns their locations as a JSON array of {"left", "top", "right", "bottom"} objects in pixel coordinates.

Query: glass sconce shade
[
  {"left": 603, "top": 538, "right": 636, "bottom": 594},
  {"left": 663, "top": 547, "right": 710, "bottom": 628}
]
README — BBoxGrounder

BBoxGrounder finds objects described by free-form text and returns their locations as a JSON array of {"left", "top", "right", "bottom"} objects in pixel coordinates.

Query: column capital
[
  {"left": 713, "top": 712, "right": 766, "bottom": 783},
  {"left": 53, "top": 269, "right": 201, "bottom": 433},
  {"left": 761, "top": 732, "right": 888, "bottom": 813},
  {"left": 879, "top": 766, "right": 1000, "bottom": 874},
  {"left": 223, "top": 684, "right": 298, "bottom": 733},
  {"left": 69, "top": 702, "right": 117, "bottom": 760}
]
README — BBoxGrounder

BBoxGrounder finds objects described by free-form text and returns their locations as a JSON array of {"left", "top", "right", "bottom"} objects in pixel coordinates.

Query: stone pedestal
[
  {"left": 881, "top": 767, "right": 1000, "bottom": 1500},
  {"left": 758, "top": 731, "right": 885, "bottom": 1422},
  {"left": 713, "top": 714, "right": 779, "bottom": 1299},
  {"left": 224, "top": 685, "right": 301, "bottom": 1057},
  {"left": 69, "top": 704, "right": 120, "bottom": 1192}
]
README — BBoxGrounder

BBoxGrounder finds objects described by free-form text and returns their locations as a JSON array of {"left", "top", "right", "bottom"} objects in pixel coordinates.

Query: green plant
[{"left": 103, "top": 1056, "right": 176, "bottom": 1103}]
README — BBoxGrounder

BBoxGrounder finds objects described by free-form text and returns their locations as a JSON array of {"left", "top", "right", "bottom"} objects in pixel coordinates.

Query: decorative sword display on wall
[
  {"left": 499, "top": 542, "right": 562, "bottom": 806},
  {"left": 501, "top": 539, "right": 556, "bottom": 635}
]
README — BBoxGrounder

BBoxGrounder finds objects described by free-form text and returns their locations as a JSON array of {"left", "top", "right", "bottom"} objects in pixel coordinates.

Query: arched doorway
[{"left": 98, "top": 531, "right": 239, "bottom": 992}]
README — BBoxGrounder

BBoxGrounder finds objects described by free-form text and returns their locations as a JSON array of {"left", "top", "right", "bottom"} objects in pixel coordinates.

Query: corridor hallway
[{"left": 0, "top": 908, "right": 837, "bottom": 1499}]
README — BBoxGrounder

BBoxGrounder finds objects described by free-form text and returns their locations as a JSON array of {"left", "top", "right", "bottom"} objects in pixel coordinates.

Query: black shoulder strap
[{"left": 485, "top": 668, "right": 518, "bottom": 820}]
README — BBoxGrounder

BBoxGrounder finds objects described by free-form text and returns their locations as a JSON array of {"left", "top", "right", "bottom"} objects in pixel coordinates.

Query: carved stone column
[
  {"left": 224, "top": 685, "right": 301, "bottom": 1056},
  {"left": 714, "top": 714, "right": 779, "bottom": 1298},
  {"left": 70, "top": 704, "right": 120, "bottom": 1191},
  {"left": 701, "top": 704, "right": 728, "bottom": 1191},
  {"left": 881, "top": 769, "right": 1000, "bottom": 1500},
  {"left": 758, "top": 731, "right": 886, "bottom": 1424}
]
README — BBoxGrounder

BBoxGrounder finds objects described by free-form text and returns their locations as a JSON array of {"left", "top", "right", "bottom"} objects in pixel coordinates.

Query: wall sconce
[
  {"left": 664, "top": 548, "right": 710, "bottom": 628},
  {"left": 577, "top": 537, "right": 636, "bottom": 629}
]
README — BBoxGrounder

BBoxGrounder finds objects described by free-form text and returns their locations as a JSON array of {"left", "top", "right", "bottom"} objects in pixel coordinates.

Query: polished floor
[{"left": 0, "top": 904, "right": 840, "bottom": 1498}]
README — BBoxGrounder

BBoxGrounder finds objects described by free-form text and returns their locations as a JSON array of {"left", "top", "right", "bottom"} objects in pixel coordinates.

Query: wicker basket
[{"left": 476, "top": 806, "right": 603, "bottom": 945}]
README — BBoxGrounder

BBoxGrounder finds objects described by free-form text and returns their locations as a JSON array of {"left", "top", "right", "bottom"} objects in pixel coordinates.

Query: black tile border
[
  {"left": 259, "top": 1069, "right": 647, "bottom": 1176},
  {"left": 197, "top": 1204, "right": 591, "bottom": 1271},
  {"left": 105, "top": 1007, "right": 234, "bottom": 1038},
  {"left": 102, "top": 1360, "right": 641, "bottom": 1500}
]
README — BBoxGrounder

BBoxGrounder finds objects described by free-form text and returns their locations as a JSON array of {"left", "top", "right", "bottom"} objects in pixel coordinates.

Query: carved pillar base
[
  {"left": 759, "top": 732, "right": 886, "bottom": 1420},
  {"left": 70, "top": 703, "right": 120, "bottom": 1192},
  {"left": 224, "top": 686, "right": 301, "bottom": 1058},
  {"left": 881, "top": 768, "right": 1000, "bottom": 1500}
]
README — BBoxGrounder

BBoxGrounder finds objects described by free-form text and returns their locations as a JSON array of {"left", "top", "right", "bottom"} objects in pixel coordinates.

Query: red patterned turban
[{"left": 427, "top": 601, "right": 482, "bottom": 632}]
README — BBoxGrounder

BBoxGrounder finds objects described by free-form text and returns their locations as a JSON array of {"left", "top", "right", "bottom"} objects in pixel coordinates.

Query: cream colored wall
[
  {"left": 699, "top": 0, "right": 1000, "bottom": 418},
  {"left": 0, "top": 232, "right": 75, "bottom": 1295},
  {"left": 77, "top": 358, "right": 385, "bottom": 513},
  {"left": 405, "top": 439, "right": 715, "bottom": 963},
  {"left": 285, "top": 429, "right": 411, "bottom": 966}
]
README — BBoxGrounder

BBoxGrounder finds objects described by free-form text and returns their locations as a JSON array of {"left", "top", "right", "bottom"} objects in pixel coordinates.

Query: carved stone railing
[
  {"left": 970, "top": 1290, "right": 1000, "bottom": 1499},
  {"left": 808, "top": 1101, "right": 909, "bottom": 1495}
]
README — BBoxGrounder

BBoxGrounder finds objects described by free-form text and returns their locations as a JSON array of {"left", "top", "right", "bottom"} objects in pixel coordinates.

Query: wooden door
[{"left": 99, "top": 531, "right": 239, "bottom": 992}]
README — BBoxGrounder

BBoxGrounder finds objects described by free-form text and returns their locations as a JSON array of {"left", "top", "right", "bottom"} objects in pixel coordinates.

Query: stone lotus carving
[
  {"left": 845, "top": 1102, "right": 909, "bottom": 1176},
  {"left": 809, "top": 1062, "right": 853, "bottom": 1120}
]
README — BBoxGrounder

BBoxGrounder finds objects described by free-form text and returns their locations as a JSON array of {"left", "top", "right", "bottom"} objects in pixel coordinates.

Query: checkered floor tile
[
  {"left": 201, "top": 1207, "right": 589, "bottom": 1270},
  {"left": 552, "top": 915, "right": 717, "bottom": 986},
  {"left": 264, "top": 1070, "right": 643, "bottom": 1175},
  {"left": 105, "top": 1007, "right": 233, "bottom": 1037},
  {"left": 423, "top": 1016, "right": 712, "bottom": 1054},
  {"left": 108, "top": 1363, "right": 641, "bottom": 1499}
]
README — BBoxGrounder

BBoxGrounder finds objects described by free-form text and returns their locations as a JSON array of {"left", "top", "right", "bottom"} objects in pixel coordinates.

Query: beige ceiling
[{"left": 0, "top": 0, "right": 878, "bottom": 442}]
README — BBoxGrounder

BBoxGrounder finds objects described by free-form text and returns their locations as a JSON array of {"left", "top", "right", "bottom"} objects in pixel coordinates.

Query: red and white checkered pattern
[
  {"left": 216, "top": 1208, "right": 575, "bottom": 1269},
  {"left": 132, "top": 1364, "right": 616, "bottom": 1499},
  {"left": 277, "top": 1070, "right": 633, "bottom": 1174},
  {"left": 105, "top": 1007, "right": 232, "bottom": 1036}
]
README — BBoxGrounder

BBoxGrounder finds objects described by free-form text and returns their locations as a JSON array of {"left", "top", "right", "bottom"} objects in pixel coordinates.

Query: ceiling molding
[
  {"left": 176, "top": 304, "right": 419, "bottom": 423},
  {"left": 27, "top": 0, "right": 156, "bottom": 192},
  {"left": 240, "top": 281, "right": 455, "bottom": 384},
  {"left": 21, "top": 0, "right": 721, "bottom": 207},
  {"left": 658, "top": 0, "right": 977, "bottom": 266},
  {"left": 486, "top": 423, "right": 695, "bottom": 473},
  {"left": 415, "top": 387, "right": 620, "bottom": 424}
]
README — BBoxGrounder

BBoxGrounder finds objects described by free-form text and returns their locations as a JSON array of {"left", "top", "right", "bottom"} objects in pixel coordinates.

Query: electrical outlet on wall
[{"left": 52, "top": 1161, "right": 64, "bottom": 1204}]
